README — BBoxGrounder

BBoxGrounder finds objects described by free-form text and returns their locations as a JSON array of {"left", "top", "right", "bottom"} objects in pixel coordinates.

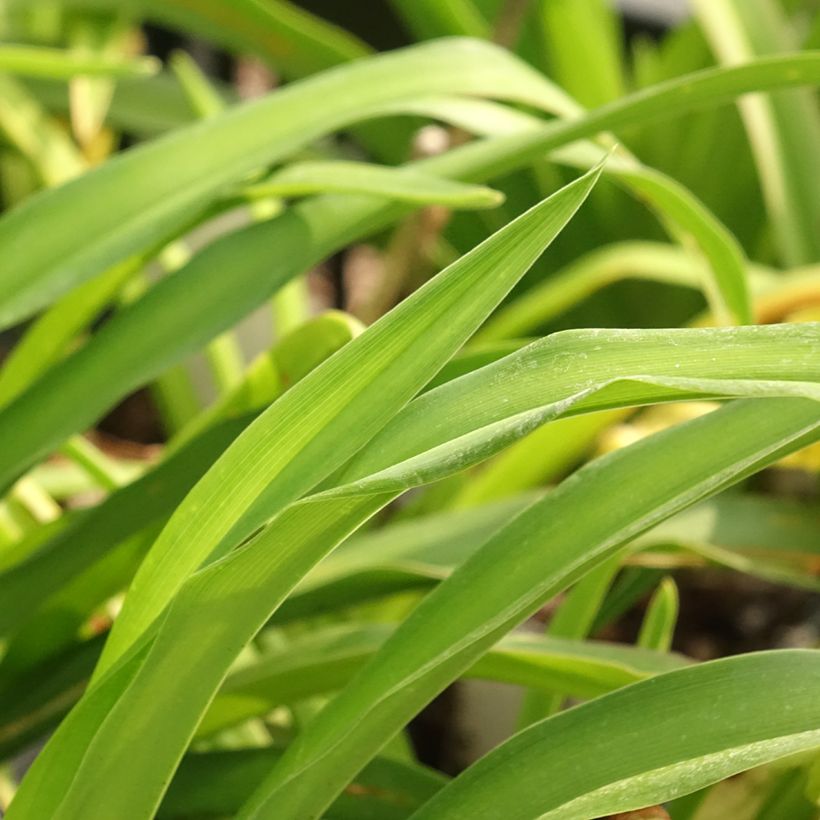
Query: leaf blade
[{"left": 412, "top": 651, "right": 820, "bottom": 820}]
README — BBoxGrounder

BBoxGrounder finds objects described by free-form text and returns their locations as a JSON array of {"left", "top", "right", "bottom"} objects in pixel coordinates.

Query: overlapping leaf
[
  {"left": 234, "top": 399, "right": 820, "bottom": 819},
  {"left": 95, "top": 167, "right": 602, "bottom": 676},
  {"left": 9, "top": 323, "right": 819, "bottom": 820},
  {"left": 199, "top": 625, "right": 686, "bottom": 739},
  {"left": 0, "top": 55, "right": 817, "bottom": 494},
  {"left": 0, "top": 37, "right": 559, "bottom": 328}
]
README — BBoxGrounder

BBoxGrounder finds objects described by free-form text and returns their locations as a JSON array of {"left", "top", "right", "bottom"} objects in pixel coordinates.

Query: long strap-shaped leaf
[
  {"left": 4, "top": 324, "right": 818, "bottom": 641},
  {"left": 404, "top": 95, "right": 754, "bottom": 324},
  {"left": 0, "top": 36, "right": 558, "bottom": 328},
  {"left": 136, "top": 0, "right": 371, "bottom": 77},
  {"left": 0, "top": 55, "right": 817, "bottom": 495},
  {"left": 281, "top": 486, "right": 820, "bottom": 628},
  {"left": 233, "top": 399, "right": 820, "bottom": 819},
  {"left": 387, "top": 0, "right": 490, "bottom": 39},
  {"left": 32, "top": 0, "right": 373, "bottom": 78},
  {"left": 411, "top": 650, "right": 820, "bottom": 820},
  {"left": 240, "top": 160, "right": 504, "bottom": 207},
  {"left": 3, "top": 326, "right": 817, "bottom": 667},
  {"left": 696, "top": 0, "right": 820, "bottom": 266},
  {"left": 0, "top": 313, "right": 359, "bottom": 648},
  {"left": 0, "top": 44, "right": 158, "bottom": 79},
  {"left": 0, "top": 623, "right": 685, "bottom": 758},
  {"left": 10, "top": 378, "right": 818, "bottom": 819},
  {"left": 572, "top": 147, "right": 753, "bottom": 324},
  {"left": 94, "top": 166, "right": 602, "bottom": 676},
  {"left": 163, "top": 748, "right": 444, "bottom": 820},
  {"left": 475, "top": 240, "right": 776, "bottom": 342},
  {"left": 197, "top": 625, "right": 687, "bottom": 739},
  {"left": 12, "top": 319, "right": 815, "bottom": 690},
  {"left": 340, "top": 323, "right": 820, "bottom": 482}
]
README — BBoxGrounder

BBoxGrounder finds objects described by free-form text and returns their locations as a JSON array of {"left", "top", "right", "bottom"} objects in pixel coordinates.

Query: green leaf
[
  {"left": 66, "top": 12, "right": 134, "bottom": 150},
  {"left": 411, "top": 651, "right": 820, "bottom": 819},
  {"left": 0, "top": 44, "right": 159, "bottom": 79},
  {"left": 443, "top": 411, "right": 624, "bottom": 510},
  {"left": 0, "top": 419, "right": 248, "bottom": 650},
  {"left": 25, "top": 70, "right": 228, "bottom": 137},
  {"left": 198, "top": 624, "right": 686, "bottom": 738},
  {"left": 0, "top": 635, "right": 103, "bottom": 760},
  {"left": 535, "top": 0, "right": 625, "bottom": 106},
  {"left": 0, "top": 255, "right": 145, "bottom": 408},
  {"left": 634, "top": 493, "right": 820, "bottom": 591},
  {"left": 240, "top": 160, "right": 505, "bottom": 208},
  {"left": 278, "top": 494, "right": 539, "bottom": 623},
  {"left": 0, "top": 74, "right": 85, "bottom": 186},
  {"left": 235, "top": 400, "right": 820, "bottom": 819},
  {"left": 411, "top": 95, "right": 755, "bottom": 325},
  {"left": 475, "top": 241, "right": 773, "bottom": 341},
  {"left": 10, "top": 0, "right": 371, "bottom": 79},
  {"left": 516, "top": 556, "right": 621, "bottom": 729},
  {"left": 387, "top": 0, "right": 491, "bottom": 39},
  {"left": 598, "top": 153, "right": 753, "bottom": 324},
  {"left": 4, "top": 359, "right": 820, "bottom": 819},
  {"left": 167, "top": 49, "right": 225, "bottom": 119},
  {"left": 10, "top": 321, "right": 811, "bottom": 670},
  {"left": 694, "top": 0, "right": 820, "bottom": 265},
  {"left": 0, "top": 313, "right": 361, "bottom": 653},
  {"left": 341, "top": 323, "right": 820, "bottom": 484},
  {"left": 172, "top": 310, "right": 364, "bottom": 449},
  {"left": 131, "top": 0, "right": 370, "bottom": 78},
  {"left": 637, "top": 576, "right": 679, "bottom": 652},
  {"left": 282, "top": 488, "right": 820, "bottom": 626},
  {"left": 159, "top": 749, "right": 445, "bottom": 820},
  {"left": 0, "top": 37, "right": 559, "bottom": 328},
  {"left": 754, "top": 766, "right": 817, "bottom": 820}
]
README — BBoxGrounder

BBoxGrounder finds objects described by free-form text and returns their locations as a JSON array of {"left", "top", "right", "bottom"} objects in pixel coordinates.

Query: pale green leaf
[
  {"left": 96, "top": 167, "right": 602, "bottom": 677},
  {"left": 695, "top": 0, "right": 820, "bottom": 265},
  {"left": 241, "top": 160, "right": 504, "bottom": 208},
  {"left": 10, "top": 330, "right": 818, "bottom": 816},
  {"left": 0, "top": 43, "right": 159, "bottom": 79},
  {"left": 198, "top": 624, "right": 687, "bottom": 739}
]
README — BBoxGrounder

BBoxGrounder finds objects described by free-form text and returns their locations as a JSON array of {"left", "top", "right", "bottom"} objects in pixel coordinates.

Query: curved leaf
[
  {"left": 412, "top": 651, "right": 820, "bottom": 820},
  {"left": 241, "top": 160, "right": 504, "bottom": 208},
  {"left": 198, "top": 624, "right": 687, "bottom": 738},
  {"left": 406, "top": 95, "right": 755, "bottom": 324},
  {"left": 695, "top": 0, "right": 820, "bottom": 266},
  {"left": 161, "top": 749, "right": 444, "bottom": 820},
  {"left": 0, "top": 37, "right": 556, "bottom": 328},
  {"left": 476, "top": 241, "right": 775, "bottom": 341},
  {"left": 0, "top": 44, "right": 159, "bottom": 79},
  {"left": 9, "top": 0, "right": 370, "bottom": 79}
]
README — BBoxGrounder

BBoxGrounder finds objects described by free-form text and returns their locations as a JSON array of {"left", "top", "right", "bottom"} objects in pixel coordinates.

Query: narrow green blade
[{"left": 413, "top": 651, "right": 820, "bottom": 819}]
